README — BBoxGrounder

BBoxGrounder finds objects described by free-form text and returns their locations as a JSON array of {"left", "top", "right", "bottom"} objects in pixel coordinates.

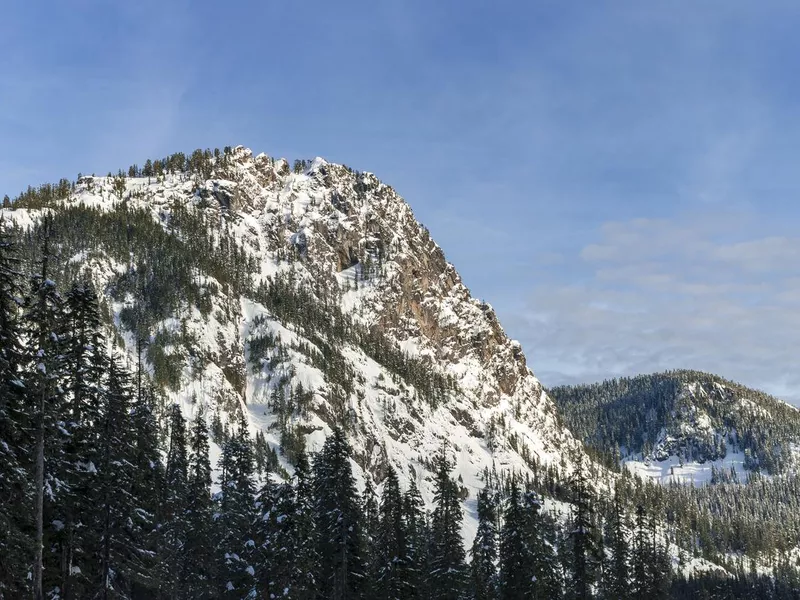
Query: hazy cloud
[{"left": 516, "top": 212, "right": 800, "bottom": 402}]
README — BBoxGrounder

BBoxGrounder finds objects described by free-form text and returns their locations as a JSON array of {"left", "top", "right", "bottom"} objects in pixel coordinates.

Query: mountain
[
  {"left": 550, "top": 369, "right": 800, "bottom": 483},
  {"left": 5, "top": 147, "right": 800, "bottom": 597},
  {"left": 3, "top": 146, "right": 584, "bottom": 525}
]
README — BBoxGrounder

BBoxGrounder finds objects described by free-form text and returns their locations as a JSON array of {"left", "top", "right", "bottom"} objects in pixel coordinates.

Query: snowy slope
[
  {"left": 551, "top": 371, "right": 800, "bottom": 487},
  {"left": 2, "top": 146, "right": 588, "bottom": 542}
]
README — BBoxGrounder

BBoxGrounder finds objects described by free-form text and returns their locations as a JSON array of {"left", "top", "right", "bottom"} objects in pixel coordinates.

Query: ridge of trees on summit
[
  {"left": 550, "top": 371, "right": 800, "bottom": 475},
  {"left": 3, "top": 147, "right": 455, "bottom": 415}
]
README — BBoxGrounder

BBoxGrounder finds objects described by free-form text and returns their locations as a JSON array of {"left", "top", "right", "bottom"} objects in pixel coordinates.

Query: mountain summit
[{"left": 4, "top": 145, "right": 583, "bottom": 522}]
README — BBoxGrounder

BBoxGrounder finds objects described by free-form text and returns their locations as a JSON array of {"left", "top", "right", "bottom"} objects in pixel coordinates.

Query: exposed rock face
[{"left": 2, "top": 145, "right": 585, "bottom": 532}]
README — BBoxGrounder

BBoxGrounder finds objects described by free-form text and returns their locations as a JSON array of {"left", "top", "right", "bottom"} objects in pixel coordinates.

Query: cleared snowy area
[{"left": 624, "top": 450, "right": 749, "bottom": 486}]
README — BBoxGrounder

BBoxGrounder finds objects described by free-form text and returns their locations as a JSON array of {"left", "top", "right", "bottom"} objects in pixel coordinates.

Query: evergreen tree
[
  {"left": 160, "top": 404, "right": 190, "bottom": 597},
  {"left": 472, "top": 486, "right": 498, "bottom": 600},
  {"left": 215, "top": 411, "right": 257, "bottom": 597},
  {"left": 648, "top": 512, "right": 671, "bottom": 600},
  {"left": 291, "top": 449, "right": 319, "bottom": 599},
  {"left": 22, "top": 227, "right": 69, "bottom": 600},
  {"left": 184, "top": 408, "right": 216, "bottom": 599},
  {"left": 429, "top": 450, "right": 467, "bottom": 600},
  {"left": 499, "top": 479, "right": 532, "bottom": 600},
  {"left": 0, "top": 223, "right": 31, "bottom": 597},
  {"left": 254, "top": 468, "right": 318, "bottom": 600},
  {"left": 253, "top": 476, "right": 276, "bottom": 598},
  {"left": 601, "top": 494, "right": 630, "bottom": 600},
  {"left": 375, "top": 466, "right": 408, "bottom": 600},
  {"left": 568, "top": 463, "right": 597, "bottom": 600},
  {"left": 403, "top": 480, "right": 429, "bottom": 599},
  {"left": 127, "top": 383, "right": 166, "bottom": 596},
  {"left": 525, "top": 487, "right": 562, "bottom": 599},
  {"left": 362, "top": 476, "right": 380, "bottom": 598},
  {"left": 313, "top": 427, "right": 364, "bottom": 600},
  {"left": 90, "top": 357, "right": 139, "bottom": 597},
  {"left": 631, "top": 505, "right": 649, "bottom": 600},
  {"left": 58, "top": 280, "right": 107, "bottom": 599}
]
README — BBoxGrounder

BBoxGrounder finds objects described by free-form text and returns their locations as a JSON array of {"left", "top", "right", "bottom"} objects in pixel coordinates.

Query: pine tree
[
  {"left": 648, "top": 512, "right": 671, "bottom": 600},
  {"left": 0, "top": 222, "right": 32, "bottom": 597},
  {"left": 90, "top": 357, "right": 139, "bottom": 597},
  {"left": 630, "top": 505, "right": 649, "bottom": 600},
  {"left": 568, "top": 463, "right": 597, "bottom": 600},
  {"left": 601, "top": 494, "right": 629, "bottom": 600},
  {"left": 403, "top": 480, "right": 429, "bottom": 599},
  {"left": 362, "top": 476, "right": 380, "bottom": 598},
  {"left": 127, "top": 383, "right": 165, "bottom": 595},
  {"left": 215, "top": 411, "right": 257, "bottom": 597},
  {"left": 58, "top": 280, "right": 107, "bottom": 599},
  {"left": 184, "top": 408, "right": 216, "bottom": 599},
  {"left": 499, "top": 479, "right": 532, "bottom": 599},
  {"left": 376, "top": 466, "right": 408, "bottom": 600},
  {"left": 291, "top": 449, "right": 319, "bottom": 599},
  {"left": 528, "top": 490, "right": 562, "bottom": 600},
  {"left": 253, "top": 476, "right": 277, "bottom": 598},
  {"left": 472, "top": 487, "right": 498, "bottom": 600},
  {"left": 429, "top": 450, "right": 467, "bottom": 600},
  {"left": 160, "top": 404, "right": 190, "bottom": 597},
  {"left": 313, "top": 427, "right": 364, "bottom": 600},
  {"left": 22, "top": 226, "right": 69, "bottom": 600}
]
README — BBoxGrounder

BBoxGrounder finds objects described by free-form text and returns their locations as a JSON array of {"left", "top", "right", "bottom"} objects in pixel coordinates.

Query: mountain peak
[{"left": 2, "top": 146, "right": 587, "bottom": 532}]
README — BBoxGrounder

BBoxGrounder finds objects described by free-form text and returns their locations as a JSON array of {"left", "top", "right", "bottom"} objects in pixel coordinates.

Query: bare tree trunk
[{"left": 33, "top": 390, "right": 45, "bottom": 600}]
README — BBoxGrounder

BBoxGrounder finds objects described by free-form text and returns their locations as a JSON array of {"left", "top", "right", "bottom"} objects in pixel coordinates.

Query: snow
[
  {"left": 12, "top": 145, "right": 591, "bottom": 548},
  {"left": 624, "top": 450, "right": 749, "bottom": 486}
]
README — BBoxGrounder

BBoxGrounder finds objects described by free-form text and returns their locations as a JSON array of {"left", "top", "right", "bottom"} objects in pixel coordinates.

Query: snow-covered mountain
[
  {"left": 550, "top": 370, "right": 800, "bottom": 485},
  {"left": 3, "top": 146, "right": 586, "bottom": 536}
]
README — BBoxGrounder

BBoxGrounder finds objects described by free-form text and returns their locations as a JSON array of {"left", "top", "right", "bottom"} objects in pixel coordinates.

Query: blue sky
[{"left": 3, "top": 1, "right": 800, "bottom": 400}]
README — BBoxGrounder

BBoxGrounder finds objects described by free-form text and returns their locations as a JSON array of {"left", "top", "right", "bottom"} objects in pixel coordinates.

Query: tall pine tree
[
  {"left": 472, "top": 486, "right": 498, "bottom": 600},
  {"left": 375, "top": 466, "right": 408, "bottom": 600},
  {"left": 184, "top": 408, "right": 216, "bottom": 599},
  {"left": 313, "top": 427, "right": 364, "bottom": 600},
  {"left": 429, "top": 450, "right": 467, "bottom": 600},
  {"left": 0, "top": 222, "right": 31, "bottom": 597}
]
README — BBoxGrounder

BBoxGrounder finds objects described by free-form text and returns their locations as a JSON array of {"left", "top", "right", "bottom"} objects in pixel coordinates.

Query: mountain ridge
[{"left": 3, "top": 145, "right": 588, "bottom": 531}]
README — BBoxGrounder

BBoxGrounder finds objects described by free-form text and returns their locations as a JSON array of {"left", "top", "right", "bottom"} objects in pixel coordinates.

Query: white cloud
[{"left": 516, "top": 212, "right": 800, "bottom": 403}]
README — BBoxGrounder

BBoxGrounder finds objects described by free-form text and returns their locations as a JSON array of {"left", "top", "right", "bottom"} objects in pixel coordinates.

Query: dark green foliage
[
  {"left": 313, "top": 427, "right": 365, "bottom": 600},
  {"left": 22, "top": 233, "right": 70, "bottom": 600},
  {"left": 184, "top": 408, "right": 216, "bottom": 599},
  {"left": 601, "top": 492, "right": 630, "bottom": 600},
  {"left": 253, "top": 273, "right": 456, "bottom": 413},
  {"left": 375, "top": 467, "right": 409, "bottom": 600},
  {"left": 160, "top": 404, "right": 190, "bottom": 597},
  {"left": 0, "top": 223, "right": 31, "bottom": 597},
  {"left": 57, "top": 280, "right": 107, "bottom": 599},
  {"left": 498, "top": 479, "right": 530, "bottom": 600},
  {"left": 402, "top": 480, "right": 430, "bottom": 599},
  {"left": 472, "top": 487, "right": 498, "bottom": 600},
  {"left": 550, "top": 371, "right": 800, "bottom": 475},
  {"left": 429, "top": 450, "right": 467, "bottom": 600},
  {"left": 215, "top": 412, "right": 257, "bottom": 598},
  {"left": 566, "top": 464, "right": 599, "bottom": 600},
  {"left": 362, "top": 476, "right": 381, "bottom": 598}
]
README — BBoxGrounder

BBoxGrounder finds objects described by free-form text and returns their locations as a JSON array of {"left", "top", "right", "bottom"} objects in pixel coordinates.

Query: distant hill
[{"left": 550, "top": 370, "right": 800, "bottom": 477}]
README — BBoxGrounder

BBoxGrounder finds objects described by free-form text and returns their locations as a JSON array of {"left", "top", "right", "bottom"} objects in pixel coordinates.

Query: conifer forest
[{"left": 3, "top": 149, "right": 800, "bottom": 600}]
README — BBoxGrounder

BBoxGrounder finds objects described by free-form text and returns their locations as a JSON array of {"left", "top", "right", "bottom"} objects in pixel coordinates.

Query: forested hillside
[
  {"left": 4, "top": 147, "right": 800, "bottom": 598},
  {"left": 550, "top": 370, "right": 800, "bottom": 476},
  {"left": 0, "top": 233, "right": 682, "bottom": 598}
]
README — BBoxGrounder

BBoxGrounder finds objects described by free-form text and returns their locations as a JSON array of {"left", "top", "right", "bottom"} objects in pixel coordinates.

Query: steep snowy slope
[{"left": 3, "top": 146, "right": 587, "bottom": 537}]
